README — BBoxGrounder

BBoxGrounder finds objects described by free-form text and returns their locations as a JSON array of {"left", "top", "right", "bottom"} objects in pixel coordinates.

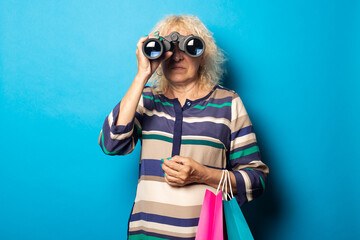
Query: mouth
[{"left": 170, "top": 66, "right": 185, "bottom": 70}]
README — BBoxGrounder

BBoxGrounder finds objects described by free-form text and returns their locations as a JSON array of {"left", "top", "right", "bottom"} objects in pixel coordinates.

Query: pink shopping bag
[{"left": 195, "top": 189, "right": 224, "bottom": 240}]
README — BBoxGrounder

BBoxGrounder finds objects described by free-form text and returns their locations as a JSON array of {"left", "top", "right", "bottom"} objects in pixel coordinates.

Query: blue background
[{"left": 1, "top": 0, "right": 359, "bottom": 239}]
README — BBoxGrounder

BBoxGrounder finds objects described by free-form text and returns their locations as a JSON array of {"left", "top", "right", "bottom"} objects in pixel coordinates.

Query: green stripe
[
  {"left": 142, "top": 134, "right": 173, "bottom": 143},
  {"left": 129, "top": 234, "right": 170, "bottom": 240},
  {"left": 193, "top": 102, "right": 231, "bottom": 109},
  {"left": 142, "top": 95, "right": 154, "bottom": 100},
  {"left": 154, "top": 99, "right": 174, "bottom": 106},
  {"left": 100, "top": 131, "right": 122, "bottom": 155},
  {"left": 229, "top": 146, "right": 260, "bottom": 160},
  {"left": 135, "top": 124, "right": 142, "bottom": 137},
  {"left": 142, "top": 94, "right": 174, "bottom": 107},
  {"left": 141, "top": 134, "right": 224, "bottom": 149},
  {"left": 260, "top": 176, "right": 266, "bottom": 191},
  {"left": 181, "top": 139, "right": 224, "bottom": 149}
]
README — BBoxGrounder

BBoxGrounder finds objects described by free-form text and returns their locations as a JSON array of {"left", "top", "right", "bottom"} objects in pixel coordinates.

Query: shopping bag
[
  {"left": 222, "top": 170, "right": 254, "bottom": 240},
  {"left": 195, "top": 171, "right": 226, "bottom": 240}
]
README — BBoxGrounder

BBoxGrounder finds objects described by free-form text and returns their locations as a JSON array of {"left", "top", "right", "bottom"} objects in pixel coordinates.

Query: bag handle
[
  {"left": 216, "top": 170, "right": 226, "bottom": 195},
  {"left": 221, "top": 170, "right": 234, "bottom": 201}
]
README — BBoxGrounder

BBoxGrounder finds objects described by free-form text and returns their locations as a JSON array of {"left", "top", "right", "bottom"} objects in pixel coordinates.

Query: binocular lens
[
  {"left": 186, "top": 38, "right": 204, "bottom": 56},
  {"left": 144, "top": 40, "right": 162, "bottom": 58}
]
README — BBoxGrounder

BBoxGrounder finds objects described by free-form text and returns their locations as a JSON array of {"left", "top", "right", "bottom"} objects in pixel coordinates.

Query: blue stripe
[
  {"left": 229, "top": 152, "right": 261, "bottom": 167},
  {"left": 231, "top": 125, "right": 254, "bottom": 140},
  {"left": 130, "top": 212, "right": 199, "bottom": 227},
  {"left": 139, "top": 159, "right": 164, "bottom": 177},
  {"left": 230, "top": 142, "right": 258, "bottom": 155},
  {"left": 172, "top": 101, "right": 183, "bottom": 157}
]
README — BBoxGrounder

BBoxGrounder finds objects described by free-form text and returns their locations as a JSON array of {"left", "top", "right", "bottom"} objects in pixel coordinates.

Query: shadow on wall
[{"left": 222, "top": 61, "right": 284, "bottom": 240}]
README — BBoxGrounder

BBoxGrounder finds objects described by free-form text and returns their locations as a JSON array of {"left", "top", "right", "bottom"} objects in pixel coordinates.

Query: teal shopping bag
[{"left": 222, "top": 170, "right": 254, "bottom": 240}]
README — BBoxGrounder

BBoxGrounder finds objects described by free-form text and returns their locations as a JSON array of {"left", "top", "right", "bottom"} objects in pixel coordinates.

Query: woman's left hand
[{"left": 162, "top": 156, "right": 206, "bottom": 187}]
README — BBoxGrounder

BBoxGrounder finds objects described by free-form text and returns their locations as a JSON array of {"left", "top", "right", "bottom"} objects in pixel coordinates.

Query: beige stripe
[
  {"left": 129, "top": 220, "right": 197, "bottom": 235},
  {"left": 211, "top": 87, "right": 235, "bottom": 99},
  {"left": 110, "top": 128, "right": 134, "bottom": 140},
  {"left": 143, "top": 108, "right": 175, "bottom": 121},
  {"left": 143, "top": 87, "right": 153, "bottom": 93},
  {"left": 129, "top": 226, "right": 196, "bottom": 239},
  {"left": 139, "top": 175, "right": 165, "bottom": 183},
  {"left": 137, "top": 95, "right": 144, "bottom": 115},
  {"left": 180, "top": 144, "right": 226, "bottom": 168},
  {"left": 239, "top": 170, "right": 253, "bottom": 202},
  {"left": 132, "top": 200, "right": 202, "bottom": 219},
  {"left": 232, "top": 138, "right": 257, "bottom": 149},
  {"left": 231, "top": 97, "right": 248, "bottom": 121},
  {"left": 141, "top": 139, "right": 173, "bottom": 159},
  {"left": 232, "top": 133, "right": 256, "bottom": 146},
  {"left": 229, "top": 115, "right": 252, "bottom": 131},
  {"left": 108, "top": 110, "right": 114, "bottom": 128},
  {"left": 142, "top": 130, "right": 173, "bottom": 138},
  {"left": 182, "top": 135, "right": 225, "bottom": 146},
  {"left": 233, "top": 160, "right": 270, "bottom": 176},
  {"left": 134, "top": 180, "right": 215, "bottom": 206},
  {"left": 134, "top": 118, "right": 142, "bottom": 130},
  {"left": 183, "top": 116, "right": 230, "bottom": 127}
]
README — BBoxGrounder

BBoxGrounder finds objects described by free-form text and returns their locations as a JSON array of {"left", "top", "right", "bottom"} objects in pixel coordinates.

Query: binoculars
[{"left": 142, "top": 31, "right": 205, "bottom": 60}]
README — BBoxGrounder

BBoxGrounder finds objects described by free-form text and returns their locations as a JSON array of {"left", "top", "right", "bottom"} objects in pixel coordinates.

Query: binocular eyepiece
[{"left": 142, "top": 32, "right": 205, "bottom": 60}]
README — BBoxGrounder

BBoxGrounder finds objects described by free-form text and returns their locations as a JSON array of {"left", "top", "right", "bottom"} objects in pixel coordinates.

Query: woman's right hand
[{"left": 135, "top": 31, "right": 173, "bottom": 81}]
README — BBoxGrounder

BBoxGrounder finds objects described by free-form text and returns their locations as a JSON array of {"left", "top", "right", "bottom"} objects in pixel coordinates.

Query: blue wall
[{"left": 1, "top": 0, "right": 359, "bottom": 239}]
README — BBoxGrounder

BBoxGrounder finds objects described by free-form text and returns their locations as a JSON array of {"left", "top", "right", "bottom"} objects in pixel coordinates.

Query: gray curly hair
[{"left": 147, "top": 14, "right": 227, "bottom": 93}]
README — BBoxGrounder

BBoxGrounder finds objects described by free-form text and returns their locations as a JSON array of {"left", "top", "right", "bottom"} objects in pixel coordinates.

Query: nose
[{"left": 172, "top": 44, "right": 183, "bottom": 62}]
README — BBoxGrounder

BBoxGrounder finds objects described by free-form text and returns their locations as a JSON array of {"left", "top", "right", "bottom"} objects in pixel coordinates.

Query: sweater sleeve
[
  {"left": 228, "top": 93, "right": 269, "bottom": 206},
  {"left": 99, "top": 95, "right": 144, "bottom": 156}
]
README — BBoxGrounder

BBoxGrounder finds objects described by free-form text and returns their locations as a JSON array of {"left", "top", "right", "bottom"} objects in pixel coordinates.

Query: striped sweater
[{"left": 99, "top": 85, "right": 269, "bottom": 240}]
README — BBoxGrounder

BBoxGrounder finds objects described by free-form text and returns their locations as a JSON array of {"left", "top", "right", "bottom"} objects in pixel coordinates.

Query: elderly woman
[{"left": 99, "top": 15, "right": 269, "bottom": 240}]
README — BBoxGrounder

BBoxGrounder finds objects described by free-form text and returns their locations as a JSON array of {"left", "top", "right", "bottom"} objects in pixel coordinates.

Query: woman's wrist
[{"left": 134, "top": 73, "right": 150, "bottom": 86}]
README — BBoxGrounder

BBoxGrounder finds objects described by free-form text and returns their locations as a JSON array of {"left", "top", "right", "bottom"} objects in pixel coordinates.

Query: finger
[
  {"left": 165, "top": 173, "right": 184, "bottom": 187},
  {"left": 164, "top": 158, "right": 183, "bottom": 171},
  {"left": 136, "top": 35, "right": 150, "bottom": 49},
  {"left": 162, "top": 162, "right": 180, "bottom": 178},
  {"left": 150, "top": 30, "right": 160, "bottom": 38},
  {"left": 170, "top": 155, "right": 188, "bottom": 165}
]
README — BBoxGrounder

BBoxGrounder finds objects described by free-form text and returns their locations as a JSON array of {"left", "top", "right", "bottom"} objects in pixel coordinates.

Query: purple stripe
[
  {"left": 139, "top": 159, "right": 164, "bottom": 177},
  {"left": 172, "top": 101, "right": 183, "bottom": 156},
  {"left": 141, "top": 114, "right": 174, "bottom": 133},
  {"left": 129, "top": 230, "right": 195, "bottom": 240},
  {"left": 231, "top": 125, "right": 254, "bottom": 140},
  {"left": 183, "top": 105, "right": 231, "bottom": 119},
  {"left": 130, "top": 212, "right": 199, "bottom": 227},
  {"left": 243, "top": 169, "right": 265, "bottom": 198},
  {"left": 233, "top": 171, "right": 247, "bottom": 206},
  {"left": 230, "top": 142, "right": 258, "bottom": 154},
  {"left": 229, "top": 152, "right": 261, "bottom": 167},
  {"left": 101, "top": 110, "right": 137, "bottom": 155},
  {"left": 182, "top": 121, "right": 230, "bottom": 147}
]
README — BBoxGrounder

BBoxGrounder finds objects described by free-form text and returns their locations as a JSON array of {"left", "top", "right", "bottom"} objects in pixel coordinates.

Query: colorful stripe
[{"left": 99, "top": 85, "right": 269, "bottom": 238}]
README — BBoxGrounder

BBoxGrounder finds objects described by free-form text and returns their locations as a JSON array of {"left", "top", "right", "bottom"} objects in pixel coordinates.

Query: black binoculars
[{"left": 142, "top": 31, "right": 205, "bottom": 60}]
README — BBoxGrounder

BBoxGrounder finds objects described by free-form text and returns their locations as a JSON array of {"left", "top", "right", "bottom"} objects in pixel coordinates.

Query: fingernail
[
  {"left": 154, "top": 31, "right": 159, "bottom": 34},
  {"left": 163, "top": 173, "right": 165, "bottom": 177},
  {"left": 159, "top": 37, "right": 162, "bottom": 41},
  {"left": 154, "top": 35, "right": 159, "bottom": 37},
  {"left": 161, "top": 159, "right": 164, "bottom": 162},
  {"left": 166, "top": 157, "right": 171, "bottom": 160},
  {"left": 161, "top": 163, "right": 163, "bottom": 168},
  {"left": 144, "top": 35, "right": 148, "bottom": 37}
]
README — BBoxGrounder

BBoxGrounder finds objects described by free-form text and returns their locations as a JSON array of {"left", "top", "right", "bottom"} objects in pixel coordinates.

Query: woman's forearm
[
  {"left": 199, "top": 165, "right": 237, "bottom": 194},
  {"left": 116, "top": 74, "right": 148, "bottom": 126}
]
